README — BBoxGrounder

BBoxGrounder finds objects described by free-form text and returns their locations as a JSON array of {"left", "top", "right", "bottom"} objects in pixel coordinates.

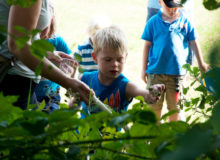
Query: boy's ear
[{"left": 92, "top": 52, "right": 98, "bottom": 64}]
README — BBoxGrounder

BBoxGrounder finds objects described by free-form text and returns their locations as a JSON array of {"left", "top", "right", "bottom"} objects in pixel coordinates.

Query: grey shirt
[{"left": 0, "top": 0, "right": 51, "bottom": 83}]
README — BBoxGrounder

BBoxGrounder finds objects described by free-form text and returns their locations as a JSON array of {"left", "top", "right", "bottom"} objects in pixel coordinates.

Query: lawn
[{"left": 53, "top": 0, "right": 220, "bottom": 108}]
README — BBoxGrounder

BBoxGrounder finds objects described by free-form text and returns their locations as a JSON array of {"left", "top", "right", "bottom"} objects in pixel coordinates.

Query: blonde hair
[
  {"left": 87, "top": 14, "right": 111, "bottom": 37},
  {"left": 92, "top": 25, "right": 128, "bottom": 55}
]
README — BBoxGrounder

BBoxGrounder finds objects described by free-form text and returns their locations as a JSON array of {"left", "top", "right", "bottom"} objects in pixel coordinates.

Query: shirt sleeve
[
  {"left": 141, "top": 18, "right": 154, "bottom": 42},
  {"left": 56, "top": 36, "right": 72, "bottom": 54},
  {"left": 187, "top": 20, "right": 199, "bottom": 41}
]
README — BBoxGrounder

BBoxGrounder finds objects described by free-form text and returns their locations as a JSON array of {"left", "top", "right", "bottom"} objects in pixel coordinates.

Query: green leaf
[
  {"left": 35, "top": 61, "right": 43, "bottom": 76},
  {"left": 15, "top": 36, "right": 30, "bottom": 49},
  {"left": 182, "top": 87, "right": 189, "bottom": 95},
  {"left": 31, "top": 29, "right": 41, "bottom": 37},
  {"left": 30, "top": 39, "right": 54, "bottom": 60},
  {"left": 0, "top": 25, "right": 7, "bottom": 33},
  {"left": 184, "top": 108, "right": 191, "bottom": 112},
  {"left": 109, "top": 113, "right": 130, "bottom": 126},
  {"left": 66, "top": 145, "right": 81, "bottom": 159},
  {"left": 0, "top": 93, "right": 22, "bottom": 124},
  {"left": 191, "top": 97, "right": 200, "bottom": 106},
  {"left": 195, "top": 85, "right": 207, "bottom": 94},
  {"left": 6, "top": 0, "right": 38, "bottom": 8},
  {"left": 203, "top": 0, "right": 220, "bottom": 10},
  {"left": 198, "top": 95, "right": 206, "bottom": 109},
  {"left": 186, "top": 116, "right": 191, "bottom": 123},
  {"left": 14, "top": 26, "right": 28, "bottom": 35},
  {"left": 210, "top": 102, "right": 220, "bottom": 134},
  {"left": 74, "top": 53, "right": 82, "bottom": 62},
  {"left": 134, "top": 96, "right": 145, "bottom": 102},
  {"left": 182, "top": 64, "right": 192, "bottom": 72},
  {"left": 160, "top": 110, "right": 178, "bottom": 121},
  {"left": 161, "top": 126, "right": 213, "bottom": 160}
]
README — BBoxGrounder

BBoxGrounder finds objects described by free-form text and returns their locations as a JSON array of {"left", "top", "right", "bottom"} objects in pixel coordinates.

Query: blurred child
[
  {"left": 77, "top": 25, "right": 165, "bottom": 116},
  {"left": 35, "top": 2, "right": 77, "bottom": 112},
  {"left": 74, "top": 14, "right": 111, "bottom": 75},
  {"left": 141, "top": 0, "right": 209, "bottom": 121}
]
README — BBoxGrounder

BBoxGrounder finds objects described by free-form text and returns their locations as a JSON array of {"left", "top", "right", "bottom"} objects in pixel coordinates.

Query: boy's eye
[
  {"left": 117, "top": 58, "right": 124, "bottom": 62},
  {"left": 104, "top": 58, "right": 111, "bottom": 62}
]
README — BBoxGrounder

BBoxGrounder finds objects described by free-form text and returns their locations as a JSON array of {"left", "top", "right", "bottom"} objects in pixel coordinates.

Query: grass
[{"left": 53, "top": 0, "right": 220, "bottom": 109}]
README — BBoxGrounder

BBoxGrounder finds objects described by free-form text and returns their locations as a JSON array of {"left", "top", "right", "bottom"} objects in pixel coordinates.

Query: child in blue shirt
[
  {"left": 141, "top": 0, "right": 209, "bottom": 122},
  {"left": 78, "top": 25, "right": 165, "bottom": 116}
]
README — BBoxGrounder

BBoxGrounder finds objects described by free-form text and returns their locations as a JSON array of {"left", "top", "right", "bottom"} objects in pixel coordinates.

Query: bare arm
[
  {"left": 7, "top": 1, "right": 92, "bottom": 104},
  {"left": 126, "top": 82, "right": 165, "bottom": 104},
  {"left": 189, "top": 40, "right": 209, "bottom": 72},
  {"left": 142, "top": 40, "right": 152, "bottom": 83}
]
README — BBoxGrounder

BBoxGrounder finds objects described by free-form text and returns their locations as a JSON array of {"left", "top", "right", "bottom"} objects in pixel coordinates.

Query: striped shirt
[{"left": 74, "top": 38, "right": 98, "bottom": 73}]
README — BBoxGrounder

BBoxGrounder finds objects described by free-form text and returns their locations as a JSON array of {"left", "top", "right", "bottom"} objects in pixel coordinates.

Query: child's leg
[
  {"left": 150, "top": 93, "right": 164, "bottom": 121},
  {"left": 166, "top": 75, "right": 184, "bottom": 121}
]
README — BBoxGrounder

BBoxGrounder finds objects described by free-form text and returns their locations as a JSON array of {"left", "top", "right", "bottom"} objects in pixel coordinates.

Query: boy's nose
[{"left": 112, "top": 60, "right": 119, "bottom": 67}]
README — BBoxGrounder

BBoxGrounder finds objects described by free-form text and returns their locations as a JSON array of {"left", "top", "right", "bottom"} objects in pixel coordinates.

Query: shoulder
[
  {"left": 117, "top": 74, "right": 129, "bottom": 83},
  {"left": 81, "top": 71, "right": 98, "bottom": 82},
  {"left": 77, "top": 39, "right": 93, "bottom": 50}
]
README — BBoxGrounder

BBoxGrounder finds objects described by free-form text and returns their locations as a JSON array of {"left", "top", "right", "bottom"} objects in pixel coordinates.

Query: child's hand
[
  {"left": 141, "top": 70, "right": 147, "bottom": 84},
  {"left": 146, "top": 84, "right": 165, "bottom": 104},
  {"left": 199, "top": 62, "right": 210, "bottom": 73}
]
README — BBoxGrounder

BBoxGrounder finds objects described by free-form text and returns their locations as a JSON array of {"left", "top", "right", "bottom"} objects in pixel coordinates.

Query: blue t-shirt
[
  {"left": 141, "top": 10, "right": 198, "bottom": 76},
  {"left": 81, "top": 71, "right": 130, "bottom": 115},
  {"left": 35, "top": 35, "right": 72, "bottom": 100}
]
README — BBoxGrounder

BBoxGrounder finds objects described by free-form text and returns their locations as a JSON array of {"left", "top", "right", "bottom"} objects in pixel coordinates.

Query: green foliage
[
  {"left": 203, "top": 0, "right": 220, "bottom": 10},
  {"left": 6, "top": 0, "right": 37, "bottom": 8}
]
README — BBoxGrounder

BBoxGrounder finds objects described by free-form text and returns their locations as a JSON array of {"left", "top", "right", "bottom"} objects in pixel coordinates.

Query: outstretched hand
[
  {"left": 67, "top": 78, "right": 94, "bottom": 105},
  {"left": 146, "top": 84, "right": 165, "bottom": 104}
]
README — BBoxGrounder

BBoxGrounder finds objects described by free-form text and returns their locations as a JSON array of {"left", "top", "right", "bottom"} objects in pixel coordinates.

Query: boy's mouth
[{"left": 110, "top": 70, "right": 119, "bottom": 75}]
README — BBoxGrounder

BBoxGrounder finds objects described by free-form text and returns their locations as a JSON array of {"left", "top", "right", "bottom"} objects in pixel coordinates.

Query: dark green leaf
[
  {"left": 15, "top": 36, "right": 30, "bottom": 49},
  {"left": 160, "top": 110, "right": 178, "bottom": 121},
  {"left": 6, "top": 0, "right": 38, "bottom": 8},
  {"left": 30, "top": 39, "right": 54, "bottom": 60},
  {"left": 14, "top": 26, "right": 28, "bottom": 35},
  {"left": 35, "top": 61, "right": 43, "bottom": 76}
]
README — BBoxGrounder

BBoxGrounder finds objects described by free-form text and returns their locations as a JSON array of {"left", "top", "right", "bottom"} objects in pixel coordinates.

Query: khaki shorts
[{"left": 147, "top": 74, "right": 184, "bottom": 111}]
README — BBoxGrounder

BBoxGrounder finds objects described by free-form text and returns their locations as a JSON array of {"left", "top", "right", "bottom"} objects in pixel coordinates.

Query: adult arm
[
  {"left": 141, "top": 40, "right": 152, "bottom": 83},
  {"left": 7, "top": 0, "right": 92, "bottom": 104}
]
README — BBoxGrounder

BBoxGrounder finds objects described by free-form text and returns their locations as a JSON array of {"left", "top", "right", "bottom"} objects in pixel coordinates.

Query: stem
[
  {"left": 80, "top": 146, "right": 154, "bottom": 160},
  {"left": 65, "top": 136, "right": 156, "bottom": 145}
]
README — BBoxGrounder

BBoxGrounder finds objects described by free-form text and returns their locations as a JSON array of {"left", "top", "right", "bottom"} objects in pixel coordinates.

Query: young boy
[
  {"left": 79, "top": 25, "right": 165, "bottom": 115},
  {"left": 74, "top": 15, "right": 111, "bottom": 75},
  {"left": 141, "top": 0, "right": 209, "bottom": 121}
]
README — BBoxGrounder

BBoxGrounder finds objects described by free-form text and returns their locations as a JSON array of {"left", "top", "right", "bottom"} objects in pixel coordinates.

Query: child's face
[
  {"left": 92, "top": 47, "right": 127, "bottom": 83},
  {"left": 159, "top": 0, "right": 179, "bottom": 18}
]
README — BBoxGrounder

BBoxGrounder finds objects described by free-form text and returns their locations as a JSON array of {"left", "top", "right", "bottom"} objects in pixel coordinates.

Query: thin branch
[{"left": 80, "top": 146, "right": 154, "bottom": 160}]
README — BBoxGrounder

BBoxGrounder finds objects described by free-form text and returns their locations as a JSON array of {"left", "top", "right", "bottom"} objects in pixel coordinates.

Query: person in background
[
  {"left": 74, "top": 14, "right": 111, "bottom": 76},
  {"left": 0, "top": 0, "right": 92, "bottom": 110},
  {"left": 146, "top": 0, "right": 194, "bottom": 21},
  {"left": 77, "top": 25, "right": 165, "bottom": 117},
  {"left": 35, "top": 2, "right": 77, "bottom": 112},
  {"left": 141, "top": 0, "right": 209, "bottom": 122},
  {"left": 146, "top": 0, "right": 194, "bottom": 65}
]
